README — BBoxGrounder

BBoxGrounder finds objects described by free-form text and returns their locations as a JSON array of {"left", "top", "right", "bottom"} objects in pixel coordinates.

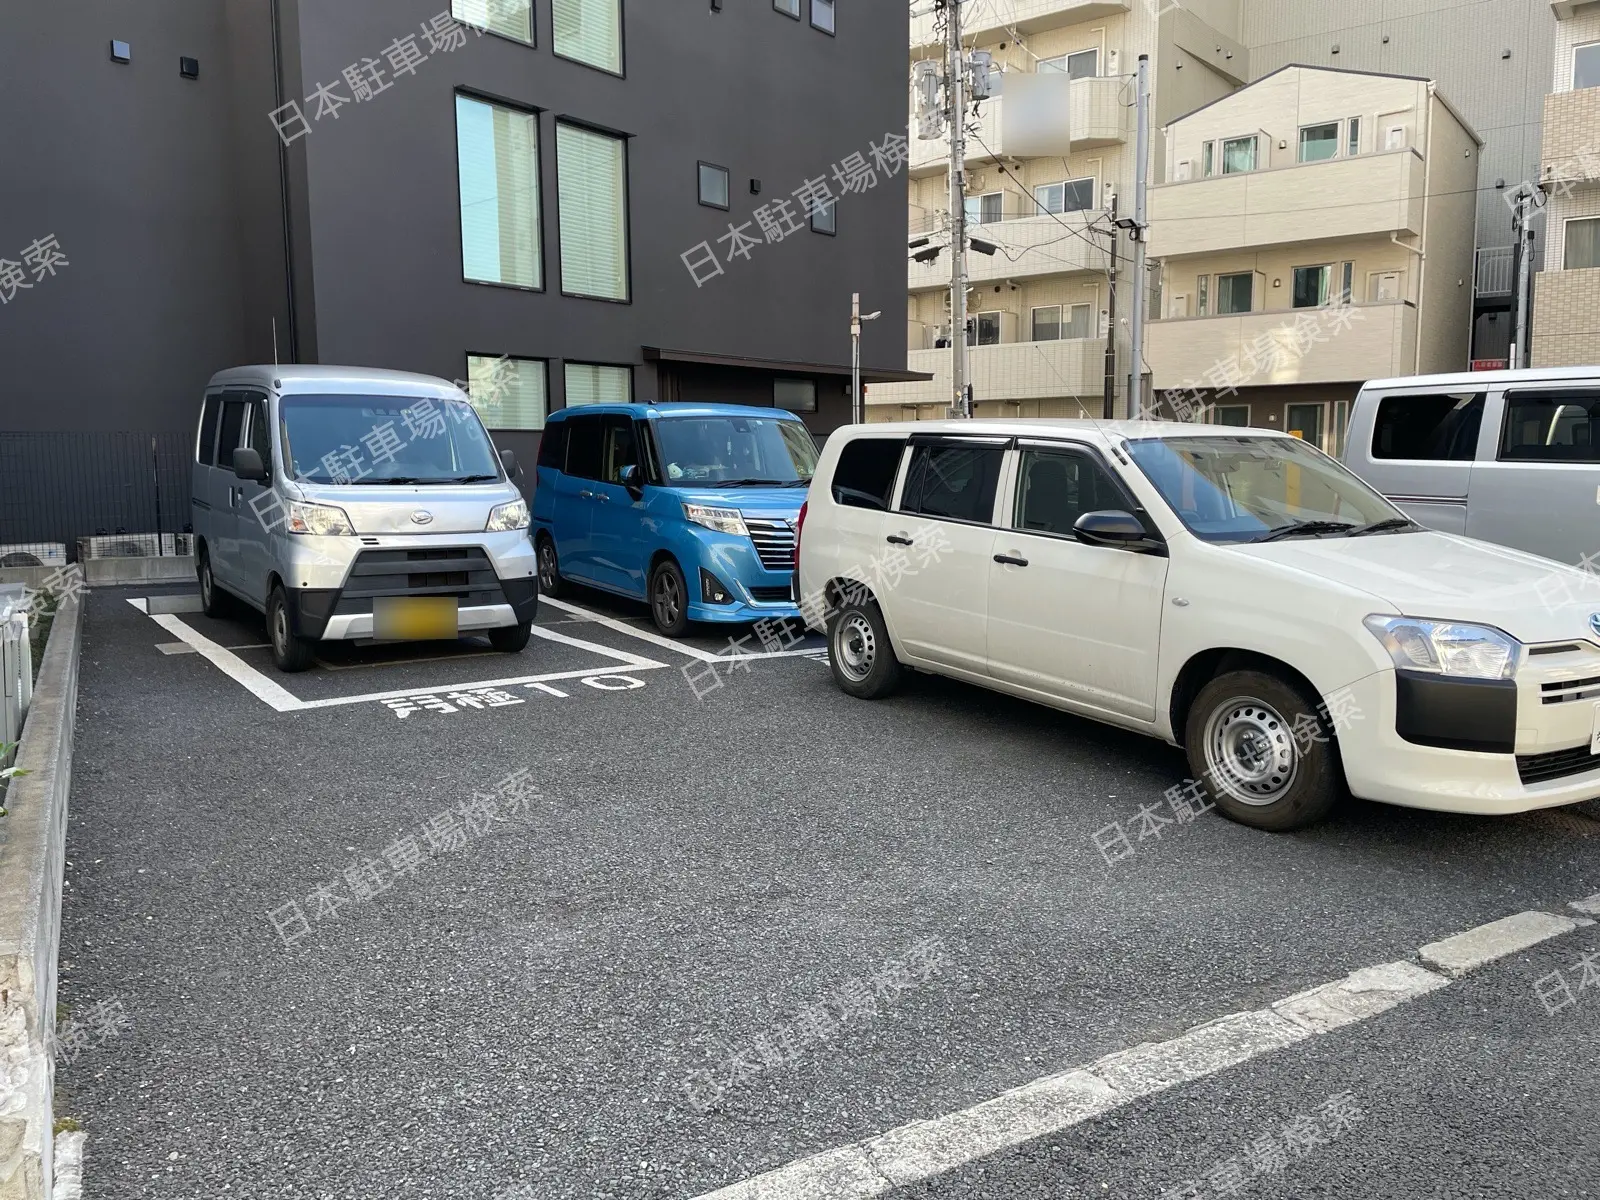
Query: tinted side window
[
  {"left": 197, "top": 396, "right": 221, "bottom": 466},
  {"left": 216, "top": 399, "right": 247, "bottom": 470},
  {"left": 537, "top": 422, "right": 568, "bottom": 470},
  {"left": 246, "top": 399, "right": 272, "bottom": 473},
  {"left": 832, "top": 437, "right": 908, "bottom": 510},
  {"left": 1370, "top": 393, "right": 1483, "bottom": 460},
  {"left": 1015, "top": 450, "right": 1124, "bottom": 536},
  {"left": 1501, "top": 391, "right": 1600, "bottom": 464},
  {"left": 900, "top": 441, "right": 1005, "bottom": 523},
  {"left": 601, "top": 416, "right": 638, "bottom": 484},
  {"left": 564, "top": 414, "right": 606, "bottom": 480}
]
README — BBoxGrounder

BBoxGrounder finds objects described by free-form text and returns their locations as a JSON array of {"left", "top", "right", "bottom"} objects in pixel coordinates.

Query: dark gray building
[{"left": 0, "top": 0, "right": 912, "bottom": 551}]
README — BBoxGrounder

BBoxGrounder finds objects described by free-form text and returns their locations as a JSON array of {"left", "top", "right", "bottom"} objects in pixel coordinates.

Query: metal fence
[
  {"left": 0, "top": 591, "right": 31, "bottom": 756},
  {"left": 0, "top": 432, "right": 191, "bottom": 564}
]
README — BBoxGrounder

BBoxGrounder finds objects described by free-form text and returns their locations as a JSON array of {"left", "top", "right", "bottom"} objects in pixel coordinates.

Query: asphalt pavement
[{"left": 55, "top": 584, "right": 1600, "bottom": 1199}]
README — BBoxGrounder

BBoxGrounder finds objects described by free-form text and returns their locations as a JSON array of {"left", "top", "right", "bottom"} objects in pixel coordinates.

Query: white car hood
[{"left": 1230, "top": 530, "right": 1600, "bottom": 646}]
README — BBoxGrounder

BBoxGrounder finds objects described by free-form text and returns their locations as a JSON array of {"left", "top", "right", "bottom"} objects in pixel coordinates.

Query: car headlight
[
  {"left": 286, "top": 500, "right": 355, "bottom": 536},
  {"left": 486, "top": 499, "right": 530, "bottom": 532},
  {"left": 1363, "top": 615, "right": 1520, "bottom": 680},
  {"left": 682, "top": 504, "right": 748, "bottom": 537}
]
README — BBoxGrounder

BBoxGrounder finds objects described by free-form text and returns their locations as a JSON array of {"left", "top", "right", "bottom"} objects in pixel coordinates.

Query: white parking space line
[
  {"left": 131, "top": 597, "right": 669, "bottom": 713},
  {"left": 691, "top": 903, "right": 1596, "bottom": 1200},
  {"left": 539, "top": 595, "right": 824, "bottom": 662}
]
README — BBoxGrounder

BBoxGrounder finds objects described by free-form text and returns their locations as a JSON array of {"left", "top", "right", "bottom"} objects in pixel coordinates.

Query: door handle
[
  {"left": 579, "top": 489, "right": 594, "bottom": 500},
  {"left": 886, "top": 534, "right": 913, "bottom": 546},
  {"left": 993, "top": 553, "right": 1029, "bottom": 567},
  {"left": 595, "top": 493, "right": 611, "bottom": 503}
]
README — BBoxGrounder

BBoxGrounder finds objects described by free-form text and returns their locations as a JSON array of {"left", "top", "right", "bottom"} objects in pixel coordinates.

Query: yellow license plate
[{"left": 373, "top": 596, "right": 459, "bottom": 641}]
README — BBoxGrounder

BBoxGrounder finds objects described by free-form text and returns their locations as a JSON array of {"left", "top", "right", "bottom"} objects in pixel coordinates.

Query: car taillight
[{"left": 793, "top": 500, "right": 807, "bottom": 572}]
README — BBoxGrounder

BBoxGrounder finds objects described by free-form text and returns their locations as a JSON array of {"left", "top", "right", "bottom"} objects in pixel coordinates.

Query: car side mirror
[
  {"left": 499, "top": 448, "right": 523, "bottom": 480},
  {"left": 618, "top": 463, "right": 643, "bottom": 494},
  {"left": 232, "top": 448, "right": 268, "bottom": 484},
  {"left": 1074, "top": 509, "right": 1161, "bottom": 552}
]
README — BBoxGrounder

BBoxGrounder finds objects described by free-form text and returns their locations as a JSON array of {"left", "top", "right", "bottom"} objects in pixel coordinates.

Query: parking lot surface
[{"left": 57, "top": 585, "right": 1600, "bottom": 1198}]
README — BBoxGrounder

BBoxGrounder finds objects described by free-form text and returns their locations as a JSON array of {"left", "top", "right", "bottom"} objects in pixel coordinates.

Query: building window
[
  {"left": 456, "top": 95, "right": 541, "bottom": 289},
  {"left": 557, "top": 123, "right": 629, "bottom": 301},
  {"left": 1298, "top": 122, "right": 1339, "bottom": 163},
  {"left": 466, "top": 355, "right": 549, "bottom": 430},
  {"left": 553, "top": 0, "right": 623, "bottom": 74},
  {"left": 1040, "top": 48, "right": 1098, "bottom": 78},
  {"left": 698, "top": 162, "right": 730, "bottom": 209},
  {"left": 1339, "top": 261, "right": 1355, "bottom": 304},
  {"left": 1029, "top": 303, "right": 1091, "bottom": 340},
  {"left": 1031, "top": 305, "right": 1062, "bottom": 341},
  {"left": 1202, "top": 141, "right": 1215, "bottom": 177},
  {"left": 452, "top": 0, "right": 532, "bottom": 44},
  {"left": 1347, "top": 116, "right": 1361, "bottom": 156},
  {"left": 1036, "top": 177, "right": 1094, "bottom": 214},
  {"left": 774, "top": 0, "right": 800, "bottom": 16},
  {"left": 1216, "top": 272, "right": 1253, "bottom": 314},
  {"left": 1196, "top": 274, "right": 1209, "bottom": 316},
  {"left": 965, "top": 191, "right": 1004, "bottom": 224},
  {"left": 1566, "top": 217, "right": 1600, "bottom": 269},
  {"left": 1292, "top": 264, "right": 1331, "bottom": 308},
  {"left": 775, "top": 378, "right": 818, "bottom": 412},
  {"left": 970, "top": 312, "right": 1002, "bottom": 346},
  {"left": 811, "top": 0, "right": 835, "bottom": 33},
  {"left": 811, "top": 198, "right": 837, "bottom": 234},
  {"left": 564, "top": 362, "right": 633, "bottom": 406},
  {"left": 1575, "top": 42, "right": 1600, "bottom": 90},
  {"left": 1221, "top": 135, "right": 1257, "bottom": 173},
  {"left": 1213, "top": 404, "right": 1251, "bottom": 427}
]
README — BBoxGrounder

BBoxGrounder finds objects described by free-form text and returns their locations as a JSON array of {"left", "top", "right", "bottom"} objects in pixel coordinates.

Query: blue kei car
[{"left": 531, "top": 403, "right": 815, "bottom": 635}]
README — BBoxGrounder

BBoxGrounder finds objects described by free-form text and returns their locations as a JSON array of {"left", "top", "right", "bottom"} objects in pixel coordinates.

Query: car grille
[
  {"left": 1541, "top": 673, "right": 1600, "bottom": 704},
  {"left": 745, "top": 517, "right": 796, "bottom": 572},
  {"left": 1517, "top": 743, "right": 1600, "bottom": 785},
  {"left": 747, "top": 585, "right": 792, "bottom": 603},
  {"left": 334, "top": 547, "right": 503, "bottom": 615}
]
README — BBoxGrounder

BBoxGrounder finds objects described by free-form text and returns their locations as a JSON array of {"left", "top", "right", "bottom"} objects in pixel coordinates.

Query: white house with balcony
[{"left": 1145, "top": 64, "right": 1481, "bottom": 453}]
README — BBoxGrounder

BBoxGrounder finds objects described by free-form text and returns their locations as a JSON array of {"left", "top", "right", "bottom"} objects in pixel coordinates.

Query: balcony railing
[
  {"left": 908, "top": 213, "right": 1107, "bottom": 289},
  {"left": 908, "top": 77, "right": 1127, "bottom": 175},
  {"left": 1475, "top": 246, "right": 1515, "bottom": 297},
  {"left": 1146, "top": 150, "right": 1426, "bottom": 258},
  {"left": 869, "top": 339, "right": 1108, "bottom": 408},
  {"left": 910, "top": 0, "right": 1131, "bottom": 54},
  {"left": 1147, "top": 301, "right": 1418, "bottom": 390}
]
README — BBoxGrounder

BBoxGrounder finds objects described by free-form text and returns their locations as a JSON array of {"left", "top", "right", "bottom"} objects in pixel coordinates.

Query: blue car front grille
[{"left": 744, "top": 517, "right": 796, "bottom": 572}]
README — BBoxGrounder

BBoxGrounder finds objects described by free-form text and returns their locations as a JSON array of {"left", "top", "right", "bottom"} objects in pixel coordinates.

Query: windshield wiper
[
  {"left": 451, "top": 474, "right": 501, "bottom": 483},
  {"left": 713, "top": 478, "right": 796, "bottom": 487},
  {"left": 352, "top": 476, "right": 425, "bottom": 485},
  {"left": 1254, "top": 519, "right": 1357, "bottom": 543},
  {"left": 1346, "top": 517, "right": 1417, "bottom": 537}
]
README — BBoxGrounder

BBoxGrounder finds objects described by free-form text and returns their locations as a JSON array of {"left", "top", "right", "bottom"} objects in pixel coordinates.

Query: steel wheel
[
  {"left": 1202, "top": 696, "right": 1298, "bottom": 806},
  {"left": 833, "top": 610, "right": 877, "bottom": 683},
  {"left": 272, "top": 603, "right": 290, "bottom": 656}
]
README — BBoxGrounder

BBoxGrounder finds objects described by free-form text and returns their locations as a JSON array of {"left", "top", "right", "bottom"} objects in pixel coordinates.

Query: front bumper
[
  {"left": 285, "top": 535, "right": 538, "bottom": 641},
  {"left": 676, "top": 524, "right": 802, "bottom": 624},
  {"left": 1338, "top": 666, "right": 1600, "bottom": 815}
]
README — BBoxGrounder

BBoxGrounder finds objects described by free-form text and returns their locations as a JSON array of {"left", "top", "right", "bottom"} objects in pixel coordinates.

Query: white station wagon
[{"left": 795, "top": 419, "right": 1600, "bottom": 831}]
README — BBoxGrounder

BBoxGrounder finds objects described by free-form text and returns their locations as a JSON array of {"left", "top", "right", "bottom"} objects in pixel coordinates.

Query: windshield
[
  {"left": 1125, "top": 435, "right": 1401, "bottom": 543},
  {"left": 651, "top": 415, "right": 817, "bottom": 486},
  {"left": 280, "top": 395, "right": 502, "bottom": 485}
]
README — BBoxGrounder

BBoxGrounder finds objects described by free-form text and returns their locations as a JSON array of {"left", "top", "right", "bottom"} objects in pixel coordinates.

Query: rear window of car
[
  {"left": 536, "top": 421, "right": 567, "bottom": 471},
  {"left": 1370, "top": 392, "right": 1483, "bottom": 460},
  {"left": 899, "top": 440, "right": 1005, "bottom": 524},
  {"left": 1500, "top": 390, "right": 1600, "bottom": 464},
  {"left": 831, "top": 437, "right": 907, "bottom": 510}
]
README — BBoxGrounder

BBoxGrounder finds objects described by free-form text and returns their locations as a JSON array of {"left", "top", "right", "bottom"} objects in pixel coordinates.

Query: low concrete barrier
[
  {"left": 0, "top": 592, "right": 82, "bottom": 1198},
  {"left": 0, "top": 557, "right": 194, "bottom": 592}
]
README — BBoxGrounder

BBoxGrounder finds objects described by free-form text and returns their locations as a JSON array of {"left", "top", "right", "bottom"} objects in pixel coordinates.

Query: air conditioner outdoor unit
[
  {"left": 1174, "top": 159, "right": 1191, "bottom": 180},
  {"left": 0, "top": 542, "right": 68, "bottom": 570}
]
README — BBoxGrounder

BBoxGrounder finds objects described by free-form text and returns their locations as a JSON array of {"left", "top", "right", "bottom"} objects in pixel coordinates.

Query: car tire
[
  {"left": 827, "top": 598, "right": 902, "bottom": 700},
  {"left": 648, "top": 558, "right": 690, "bottom": 637},
  {"left": 198, "top": 550, "right": 228, "bottom": 618},
  {"left": 489, "top": 621, "right": 533, "bottom": 653},
  {"left": 266, "top": 584, "right": 316, "bottom": 674},
  {"left": 1185, "top": 669, "right": 1342, "bottom": 832},
  {"left": 536, "top": 534, "right": 569, "bottom": 600}
]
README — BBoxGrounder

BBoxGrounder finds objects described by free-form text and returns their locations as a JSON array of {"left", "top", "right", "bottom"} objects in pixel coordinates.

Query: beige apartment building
[
  {"left": 1146, "top": 65, "right": 1481, "bottom": 451},
  {"left": 872, "top": 0, "right": 1569, "bottom": 433},
  {"left": 1533, "top": 0, "right": 1600, "bottom": 366}
]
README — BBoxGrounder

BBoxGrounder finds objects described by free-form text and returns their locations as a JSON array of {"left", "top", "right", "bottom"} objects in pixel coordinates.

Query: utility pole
[
  {"left": 1102, "top": 190, "right": 1118, "bottom": 420},
  {"left": 850, "top": 292, "right": 880, "bottom": 425},
  {"left": 944, "top": 0, "right": 971, "bottom": 417},
  {"left": 1510, "top": 182, "right": 1538, "bottom": 369},
  {"left": 1126, "top": 53, "right": 1151, "bottom": 419}
]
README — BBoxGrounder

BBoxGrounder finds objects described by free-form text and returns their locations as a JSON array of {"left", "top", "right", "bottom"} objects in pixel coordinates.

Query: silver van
[
  {"left": 191, "top": 365, "right": 538, "bottom": 672},
  {"left": 1343, "top": 366, "right": 1600, "bottom": 568}
]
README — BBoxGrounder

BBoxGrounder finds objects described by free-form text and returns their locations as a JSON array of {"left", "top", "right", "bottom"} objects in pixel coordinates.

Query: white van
[
  {"left": 1342, "top": 366, "right": 1600, "bottom": 567},
  {"left": 192, "top": 366, "right": 539, "bottom": 672},
  {"left": 797, "top": 419, "right": 1600, "bottom": 832}
]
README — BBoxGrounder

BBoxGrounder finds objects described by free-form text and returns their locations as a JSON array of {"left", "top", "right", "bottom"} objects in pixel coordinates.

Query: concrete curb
[
  {"left": 0, "top": 557, "right": 194, "bottom": 591},
  {"left": 0, "top": 592, "right": 83, "bottom": 1199}
]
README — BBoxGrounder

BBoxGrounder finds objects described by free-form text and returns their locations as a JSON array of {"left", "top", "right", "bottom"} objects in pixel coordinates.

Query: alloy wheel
[{"left": 653, "top": 571, "right": 682, "bottom": 628}]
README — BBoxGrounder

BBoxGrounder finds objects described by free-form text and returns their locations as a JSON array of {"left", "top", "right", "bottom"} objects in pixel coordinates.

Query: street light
[{"left": 851, "top": 292, "right": 882, "bottom": 426}]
